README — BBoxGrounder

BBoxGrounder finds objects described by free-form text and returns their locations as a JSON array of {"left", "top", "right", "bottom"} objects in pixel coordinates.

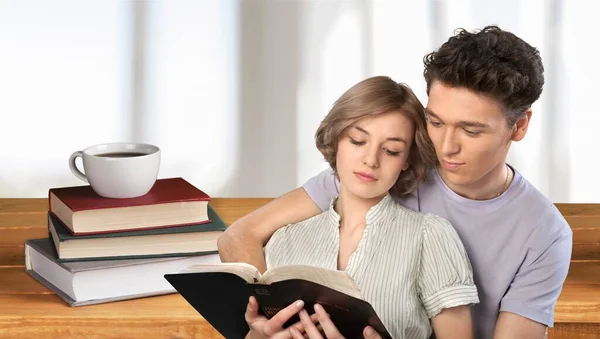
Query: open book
[{"left": 164, "top": 263, "right": 392, "bottom": 339}]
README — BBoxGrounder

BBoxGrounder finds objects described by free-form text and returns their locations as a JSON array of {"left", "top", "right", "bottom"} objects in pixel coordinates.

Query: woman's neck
[{"left": 335, "top": 188, "right": 386, "bottom": 230}]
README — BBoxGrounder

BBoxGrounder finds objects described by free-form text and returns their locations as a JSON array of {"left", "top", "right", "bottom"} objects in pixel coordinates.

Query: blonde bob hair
[{"left": 315, "top": 76, "right": 436, "bottom": 195}]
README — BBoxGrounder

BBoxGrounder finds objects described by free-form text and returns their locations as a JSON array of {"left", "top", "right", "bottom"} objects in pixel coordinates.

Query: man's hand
[{"left": 287, "top": 304, "right": 382, "bottom": 339}]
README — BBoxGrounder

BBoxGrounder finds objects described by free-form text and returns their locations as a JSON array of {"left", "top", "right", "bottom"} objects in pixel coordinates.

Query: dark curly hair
[
  {"left": 315, "top": 76, "right": 436, "bottom": 195},
  {"left": 424, "top": 25, "right": 544, "bottom": 126}
]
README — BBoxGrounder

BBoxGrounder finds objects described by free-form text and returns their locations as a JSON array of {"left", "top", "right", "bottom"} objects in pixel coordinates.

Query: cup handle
[{"left": 69, "top": 151, "right": 88, "bottom": 183}]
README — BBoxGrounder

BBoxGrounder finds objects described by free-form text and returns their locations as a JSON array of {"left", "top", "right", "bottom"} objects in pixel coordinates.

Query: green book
[{"left": 49, "top": 205, "right": 227, "bottom": 261}]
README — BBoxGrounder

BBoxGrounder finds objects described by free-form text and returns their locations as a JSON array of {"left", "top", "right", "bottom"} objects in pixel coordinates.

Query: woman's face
[{"left": 336, "top": 110, "right": 414, "bottom": 201}]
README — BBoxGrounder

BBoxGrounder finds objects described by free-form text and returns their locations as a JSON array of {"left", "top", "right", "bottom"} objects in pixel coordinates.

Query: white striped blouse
[{"left": 264, "top": 194, "right": 479, "bottom": 339}]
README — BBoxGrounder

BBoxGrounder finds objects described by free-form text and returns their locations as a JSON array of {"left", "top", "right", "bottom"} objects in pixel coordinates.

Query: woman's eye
[
  {"left": 384, "top": 149, "right": 400, "bottom": 156},
  {"left": 349, "top": 137, "right": 366, "bottom": 146}
]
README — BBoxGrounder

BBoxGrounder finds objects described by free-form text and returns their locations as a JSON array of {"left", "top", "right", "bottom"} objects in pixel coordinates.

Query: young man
[{"left": 219, "top": 26, "right": 572, "bottom": 339}]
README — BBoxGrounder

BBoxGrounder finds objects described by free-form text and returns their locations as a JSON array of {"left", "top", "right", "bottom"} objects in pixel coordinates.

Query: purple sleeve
[
  {"left": 499, "top": 214, "right": 573, "bottom": 327},
  {"left": 302, "top": 168, "right": 339, "bottom": 212}
]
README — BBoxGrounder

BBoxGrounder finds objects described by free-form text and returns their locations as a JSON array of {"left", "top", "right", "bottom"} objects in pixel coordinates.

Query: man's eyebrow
[
  {"left": 458, "top": 120, "right": 489, "bottom": 128},
  {"left": 424, "top": 108, "right": 489, "bottom": 129},
  {"left": 354, "top": 126, "right": 407, "bottom": 144},
  {"left": 424, "top": 108, "right": 439, "bottom": 119}
]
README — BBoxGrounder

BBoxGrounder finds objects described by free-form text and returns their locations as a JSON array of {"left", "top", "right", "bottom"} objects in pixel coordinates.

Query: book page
[
  {"left": 262, "top": 265, "right": 362, "bottom": 299},
  {"left": 182, "top": 262, "right": 261, "bottom": 283}
]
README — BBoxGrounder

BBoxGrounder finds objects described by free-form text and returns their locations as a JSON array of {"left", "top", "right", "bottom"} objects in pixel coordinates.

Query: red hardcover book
[{"left": 49, "top": 177, "right": 211, "bottom": 235}]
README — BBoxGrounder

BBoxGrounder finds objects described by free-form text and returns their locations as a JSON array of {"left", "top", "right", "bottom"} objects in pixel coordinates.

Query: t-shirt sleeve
[
  {"left": 499, "top": 213, "right": 572, "bottom": 327},
  {"left": 302, "top": 168, "right": 340, "bottom": 212},
  {"left": 418, "top": 215, "right": 480, "bottom": 318}
]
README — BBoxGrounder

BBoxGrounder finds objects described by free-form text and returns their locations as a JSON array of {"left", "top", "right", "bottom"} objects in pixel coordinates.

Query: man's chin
[{"left": 437, "top": 167, "right": 473, "bottom": 187}]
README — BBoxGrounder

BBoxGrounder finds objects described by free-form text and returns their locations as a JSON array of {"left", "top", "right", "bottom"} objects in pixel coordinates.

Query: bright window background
[{"left": 0, "top": 0, "right": 598, "bottom": 202}]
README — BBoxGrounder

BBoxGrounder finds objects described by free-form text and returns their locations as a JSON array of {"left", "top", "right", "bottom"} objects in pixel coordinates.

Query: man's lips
[{"left": 441, "top": 160, "right": 464, "bottom": 170}]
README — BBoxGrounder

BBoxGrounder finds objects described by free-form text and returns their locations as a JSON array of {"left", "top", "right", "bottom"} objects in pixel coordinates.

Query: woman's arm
[
  {"left": 217, "top": 187, "right": 322, "bottom": 272},
  {"left": 417, "top": 216, "right": 479, "bottom": 337},
  {"left": 431, "top": 305, "right": 473, "bottom": 339}
]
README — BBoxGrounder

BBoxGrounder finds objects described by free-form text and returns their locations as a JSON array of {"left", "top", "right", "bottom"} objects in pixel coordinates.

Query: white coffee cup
[{"left": 69, "top": 142, "right": 161, "bottom": 199}]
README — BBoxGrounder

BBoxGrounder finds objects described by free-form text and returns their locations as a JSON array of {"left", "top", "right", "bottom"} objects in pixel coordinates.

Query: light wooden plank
[
  {"left": 566, "top": 262, "right": 600, "bottom": 283},
  {"left": 555, "top": 283, "right": 600, "bottom": 323},
  {"left": 0, "top": 213, "right": 46, "bottom": 228},
  {"left": 572, "top": 230, "right": 600, "bottom": 245},
  {"left": 0, "top": 294, "right": 222, "bottom": 339},
  {"left": 572, "top": 245, "right": 600, "bottom": 261},
  {"left": 0, "top": 267, "right": 54, "bottom": 294},
  {"left": 0, "top": 246, "right": 24, "bottom": 267},
  {"left": 0, "top": 228, "right": 48, "bottom": 247},
  {"left": 556, "top": 204, "right": 600, "bottom": 217},
  {"left": 0, "top": 199, "right": 47, "bottom": 213},
  {"left": 548, "top": 323, "right": 600, "bottom": 339},
  {"left": 566, "top": 216, "right": 600, "bottom": 229}
]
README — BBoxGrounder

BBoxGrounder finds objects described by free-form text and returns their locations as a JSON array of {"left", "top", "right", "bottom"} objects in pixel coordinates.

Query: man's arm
[
  {"left": 494, "top": 213, "right": 572, "bottom": 339},
  {"left": 493, "top": 312, "right": 547, "bottom": 339},
  {"left": 431, "top": 306, "right": 473, "bottom": 339},
  {"left": 217, "top": 187, "right": 322, "bottom": 272}
]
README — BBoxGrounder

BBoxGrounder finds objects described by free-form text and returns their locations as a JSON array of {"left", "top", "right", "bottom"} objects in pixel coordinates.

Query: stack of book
[{"left": 25, "top": 177, "right": 226, "bottom": 306}]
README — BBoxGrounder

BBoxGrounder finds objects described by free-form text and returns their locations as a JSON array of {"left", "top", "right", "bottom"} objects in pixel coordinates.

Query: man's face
[
  {"left": 336, "top": 111, "right": 413, "bottom": 202},
  {"left": 425, "top": 81, "right": 517, "bottom": 193}
]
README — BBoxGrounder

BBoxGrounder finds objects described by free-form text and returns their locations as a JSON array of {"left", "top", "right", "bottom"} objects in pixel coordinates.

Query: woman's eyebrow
[{"left": 354, "top": 126, "right": 407, "bottom": 144}]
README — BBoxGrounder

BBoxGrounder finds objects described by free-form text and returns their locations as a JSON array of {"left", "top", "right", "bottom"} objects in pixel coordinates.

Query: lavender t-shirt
[{"left": 303, "top": 166, "right": 572, "bottom": 339}]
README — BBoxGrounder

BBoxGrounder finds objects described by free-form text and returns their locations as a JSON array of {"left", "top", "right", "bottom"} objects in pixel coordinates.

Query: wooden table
[{"left": 1, "top": 199, "right": 600, "bottom": 338}]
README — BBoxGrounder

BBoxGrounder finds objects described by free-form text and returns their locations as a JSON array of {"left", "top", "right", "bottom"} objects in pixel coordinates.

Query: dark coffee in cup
[{"left": 96, "top": 152, "right": 148, "bottom": 158}]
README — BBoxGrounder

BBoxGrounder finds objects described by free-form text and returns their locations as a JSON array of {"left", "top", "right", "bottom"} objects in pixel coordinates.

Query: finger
[
  {"left": 289, "top": 311, "right": 320, "bottom": 333},
  {"left": 314, "top": 304, "right": 343, "bottom": 338},
  {"left": 299, "top": 309, "right": 323, "bottom": 339},
  {"left": 263, "top": 300, "right": 305, "bottom": 336},
  {"left": 363, "top": 326, "right": 382, "bottom": 339},
  {"left": 245, "top": 296, "right": 260, "bottom": 323},
  {"left": 289, "top": 326, "right": 306, "bottom": 339}
]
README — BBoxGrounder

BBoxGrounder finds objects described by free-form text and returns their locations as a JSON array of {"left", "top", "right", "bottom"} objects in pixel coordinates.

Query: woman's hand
[
  {"left": 245, "top": 296, "right": 319, "bottom": 339},
  {"left": 287, "top": 304, "right": 383, "bottom": 339}
]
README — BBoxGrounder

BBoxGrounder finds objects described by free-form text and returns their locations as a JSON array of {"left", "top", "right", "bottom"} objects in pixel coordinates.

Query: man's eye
[
  {"left": 428, "top": 120, "right": 442, "bottom": 127},
  {"left": 464, "top": 129, "right": 480, "bottom": 137}
]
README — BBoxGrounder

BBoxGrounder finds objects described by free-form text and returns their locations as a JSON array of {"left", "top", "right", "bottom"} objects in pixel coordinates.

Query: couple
[{"left": 219, "top": 26, "right": 572, "bottom": 339}]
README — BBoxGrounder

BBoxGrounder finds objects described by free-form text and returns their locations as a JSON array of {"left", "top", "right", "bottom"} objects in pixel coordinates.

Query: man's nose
[{"left": 441, "top": 129, "right": 460, "bottom": 156}]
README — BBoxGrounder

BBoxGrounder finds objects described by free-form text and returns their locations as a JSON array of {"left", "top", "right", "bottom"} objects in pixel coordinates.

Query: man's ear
[{"left": 511, "top": 109, "right": 532, "bottom": 142}]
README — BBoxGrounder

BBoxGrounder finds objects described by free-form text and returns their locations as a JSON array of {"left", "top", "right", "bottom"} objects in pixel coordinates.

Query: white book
[{"left": 24, "top": 238, "right": 221, "bottom": 306}]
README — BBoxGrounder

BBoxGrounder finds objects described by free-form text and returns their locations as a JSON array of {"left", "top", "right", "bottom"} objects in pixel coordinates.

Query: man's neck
[
  {"left": 437, "top": 163, "right": 513, "bottom": 200},
  {"left": 335, "top": 188, "right": 384, "bottom": 229}
]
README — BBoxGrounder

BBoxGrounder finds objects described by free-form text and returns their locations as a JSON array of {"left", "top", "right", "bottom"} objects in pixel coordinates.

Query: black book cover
[{"left": 164, "top": 271, "right": 392, "bottom": 339}]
